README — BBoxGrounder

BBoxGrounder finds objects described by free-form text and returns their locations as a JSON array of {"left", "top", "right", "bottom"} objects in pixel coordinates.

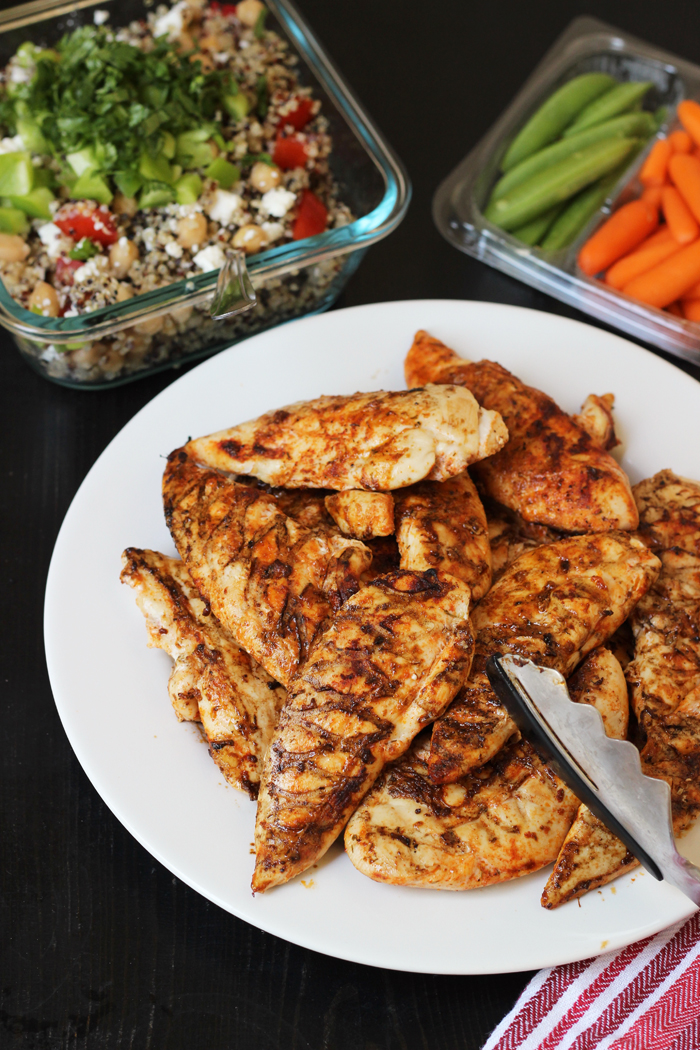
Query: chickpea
[
  {"left": 28, "top": 280, "right": 60, "bottom": 317},
  {"left": 69, "top": 341, "right": 104, "bottom": 368},
  {"left": 177, "top": 212, "right": 208, "bottom": 249},
  {"left": 109, "top": 237, "right": 140, "bottom": 279},
  {"left": 171, "top": 304, "right": 193, "bottom": 327},
  {"left": 100, "top": 347, "right": 126, "bottom": 375},
  {"left": 0, "top": 233, "right": 29, "bottom": 263},
  {"left": 133, "top": 315, "right": 164, "bottom": 336},
  {"left": 232, "top": 223, "right": 268, "bottom": 254},
  {"left": 112, "top": 192, "right": 138, "bottom": 217},
  {"left": 115, "top": 282, "right": 134, "bottom": 302},
  {"left": 199, "top": 31, "right": 233, "bottom": 51},
  {"left": 237, "top": 0, "right": 265, "bottom": 27},
  {"left": 176, "top": 31, "right": 195, "bottom": 51},
  {"left": 249, "top": 161, "right": 281, "bottom": 193}
]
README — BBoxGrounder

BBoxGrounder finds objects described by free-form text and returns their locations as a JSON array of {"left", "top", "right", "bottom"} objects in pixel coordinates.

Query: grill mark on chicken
[
  {"left": 344, "top": 735, "right": 579, "bottom": 890},
  {"left": 428, "top": 533, "right": 661, "bottom": 784},
  {"left": 626, "top": 471, "right": 700, "bottom": 833},
  {"left": 394, "top": 471, "right": 492, "bottom": 601},
  {"left": 163, "top": 450, "right": 372, "bottom": 687},
  {"left": 120, "top": 548, "right": 285, "bottom": 798},
  {"left": 404, "top": 330, "right": 638, "bottom": 533},
  {"left": 252, "top": 569, "right": 475, "bottom": 891},
  {"left": 185, "top": 385, "right": 508, "bottom": 491}
]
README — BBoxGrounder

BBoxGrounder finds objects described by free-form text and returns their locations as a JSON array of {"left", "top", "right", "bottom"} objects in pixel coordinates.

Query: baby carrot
[
  {"left": 667, "top": 300, "right": 684, "bottom": 317},
  {"left": 578, "top": 199, "right": 658, "bottom": 275},
  {"left": 678, "top": 99, "right": 700, "bottom": 148},
  {"left": 639, "top": 138, "right": 673, "bottom": 186},
  {"left": 623, "top": 238, "right": 700, "bottom": 307},
  {"left": 641, "top": 184, "right": 665, "bottom": 209},
  {"left": 668, "top": 153, "right": 700, "bottom": 223},
  {"left": 682, "top": 298, "right": 700, "bottom": 321},
  {"left": 662, "top": 185, "right": 700, "bottom": 243},
  {"left": 604, "top": 228, "right": 681, "bottom": 289},
  {"left": 669, "top": 129, "right": 693, "bottom": 154},
  {"left": 681, "top": 277, "right": 700, "bottom": 298}
]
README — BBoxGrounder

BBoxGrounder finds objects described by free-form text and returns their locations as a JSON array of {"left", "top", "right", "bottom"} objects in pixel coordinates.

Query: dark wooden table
[{"left": 3, "top": 1, "right": 700, "bottom": 1047}]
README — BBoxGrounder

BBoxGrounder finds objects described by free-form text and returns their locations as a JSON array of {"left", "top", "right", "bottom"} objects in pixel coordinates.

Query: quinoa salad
[{"left": 0, "top": 0, "right": 354, "bottom": 383}]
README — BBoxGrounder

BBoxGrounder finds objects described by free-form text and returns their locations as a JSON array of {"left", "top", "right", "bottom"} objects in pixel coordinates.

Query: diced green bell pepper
[
  {"left": 139, "top": 181, "right": 175, "bottom": 208},
  {"left": 71, "top": 169, "right": 113, "bottom": 206},
  {"left": 0, "top": 152, "right": 34, "bottom": 198},
  {"left": 161, "top": 131, "right": 176, "bottom": 160},
  {"left": 176, "top": 129, "right": 217, "bottom": 170},
  {"left": 223, "top": 93, "right": 250, "bottom": 122},
  {"left": 0, "top": 206, "right": 29, "bottom": 234},
  {"left": 16, "top": 117, "right": 48, "bottom": 153},
  {"left": 6, "top": 185, "right": 56, "bottom": 219},
  {"left": 114, "top": 171, "right": 142, "bottom": 199},
  {"left": 139, "top": 151, "right": 174, "bottom": 185},
  {"left": 205, "top": 157, "right": 241, "bottom": 189},
  {"left": 174, "top": 172, "right": 203, "bottom": 205}
]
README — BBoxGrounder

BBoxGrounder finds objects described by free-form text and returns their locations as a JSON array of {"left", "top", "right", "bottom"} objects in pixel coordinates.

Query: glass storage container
[
  {"left": 433, "top": 16, "right": 700, "bottom": 368},
  {"left": 0, "top": 0, "right": 410, "bottom": 387}
]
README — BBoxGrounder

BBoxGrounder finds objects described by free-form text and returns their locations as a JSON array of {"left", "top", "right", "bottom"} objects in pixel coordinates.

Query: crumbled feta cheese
[
  {"left": 37, "top": 223, "right": 73, "bottom": 261},
  {"left": 206, "top": 190, "right": 242, "bottom": 226},
  {"left": 193, "top": 244, "right": 226, "bottom": 272},
  {"left": 142, "top": 227, "right": 157, "bottom": 251},
  {"left": 260, "top": 188, "right": 296, "bottom": 218},
  {"left": 165, "top": 240, "right": 184, "bottom": 259},
  {"left": 0, "top": 134, "right": 26, "bottom": 154},
  {"left": 154, "top": 1, "right": 186, "bottom": 39},
  {"left": 93, "top": 9, "right": 110, "bottom": 24},
  {"left": 73, "top": 256, "right": 110, "bottom": 283},
  {"left": 40, "top": 344, "right": 60, "bottom": 362},
  {"left": 261, "top": 221, "right": 284, "bottom": 243}
]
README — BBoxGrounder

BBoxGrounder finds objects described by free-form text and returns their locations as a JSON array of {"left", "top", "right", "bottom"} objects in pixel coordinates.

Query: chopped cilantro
[
  {"left": 240, "top": 151, "right": 273, "bottom": 167},
  {"left": 255, "top": 76, "right": 269, "bottom": 119},
  {"left": 0, "top": 26, "right": 235, "bottom": 198},
  {"left": 68, "top": 237, "right": 99, "bottom": 261}
]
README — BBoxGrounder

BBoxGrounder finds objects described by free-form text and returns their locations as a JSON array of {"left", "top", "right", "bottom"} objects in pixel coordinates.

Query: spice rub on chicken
[
  {"left": 184, "top": 385, "right": 508, "bottom": 491},
  {"left": 324, "top": 490, "right": 395, "bottom": 539},
  {"left": 404, "top": 330, "right": 638, "bottom": 533},
  {"left": 626, "top": 471, "right": 700, "bottom": 833},
  {"left": 252, "top": 569, "right": 475, "bottom": 892},
  {"left": 345, "top": 735, "right": 579, "bottom": 890},
  {"left": 121, "top": 548, "right": 285, "bottom": 798},
  {"left": 427, "top": 532, "right": 661, "bottom": 784},
  {"left": 163, "top": 450, "right": 372, "bottom": 688},
  {"left": 394, "top": 471, "right": 492, "bottom": 602}
]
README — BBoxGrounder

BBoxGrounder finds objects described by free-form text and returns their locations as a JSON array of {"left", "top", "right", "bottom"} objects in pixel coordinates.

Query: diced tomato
[
  {"left": 273, "top": 135, "right": 309, "bottom": 171},
  {"left": 54, "top": 257, "right": 84, "bottom": 286},
  {"left": 54, "top": 204, "right": 119, "bottom": 247},
  {"left": 280, "top": 97, "right": 314, "bottom": 132},
  {"left": 209, "top": 1, "right": 237, "bottom": 13},
  {"left": 292, "top": 189, "right": 328, "bottom": 240}
]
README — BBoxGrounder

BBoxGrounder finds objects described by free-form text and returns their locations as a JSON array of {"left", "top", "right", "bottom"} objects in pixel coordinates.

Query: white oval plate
[{"left": 45, "top": 300, "right": 700, "bottom": 974}]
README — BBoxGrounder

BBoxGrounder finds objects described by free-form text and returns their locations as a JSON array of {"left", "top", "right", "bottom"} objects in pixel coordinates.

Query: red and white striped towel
[{"left": 483, "top": 911, "right": 700, "bottom": 1050}]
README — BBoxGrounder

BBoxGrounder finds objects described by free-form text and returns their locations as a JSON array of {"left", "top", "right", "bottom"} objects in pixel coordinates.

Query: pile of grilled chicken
[{"left": 121, "top": 330, "right": 700, "bottom": 907}]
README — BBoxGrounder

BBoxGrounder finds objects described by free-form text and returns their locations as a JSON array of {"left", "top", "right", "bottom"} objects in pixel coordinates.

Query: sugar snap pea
[
  {"left": 485, "top": 137, "right": 636, "bottom": 231},
  {"left": 511, "top": 203, "right": 565, "bottom": 246},
  {"left": 489, "top": 111, "right": 655, "bottom": 204},
  {"left": 501, "top": 72, "right": 616, "bottom": 172},
  {"left": 564, "top": 81, "right": 653, "bottom": 136},
  {"left": 539, "top": 168, "right": 621, "bottom": 251}
]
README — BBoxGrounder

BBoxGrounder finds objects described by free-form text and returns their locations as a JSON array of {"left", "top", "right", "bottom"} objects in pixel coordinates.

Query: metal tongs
[{"left": 486, "top": 654, "right": 700, "bottom": 906}]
